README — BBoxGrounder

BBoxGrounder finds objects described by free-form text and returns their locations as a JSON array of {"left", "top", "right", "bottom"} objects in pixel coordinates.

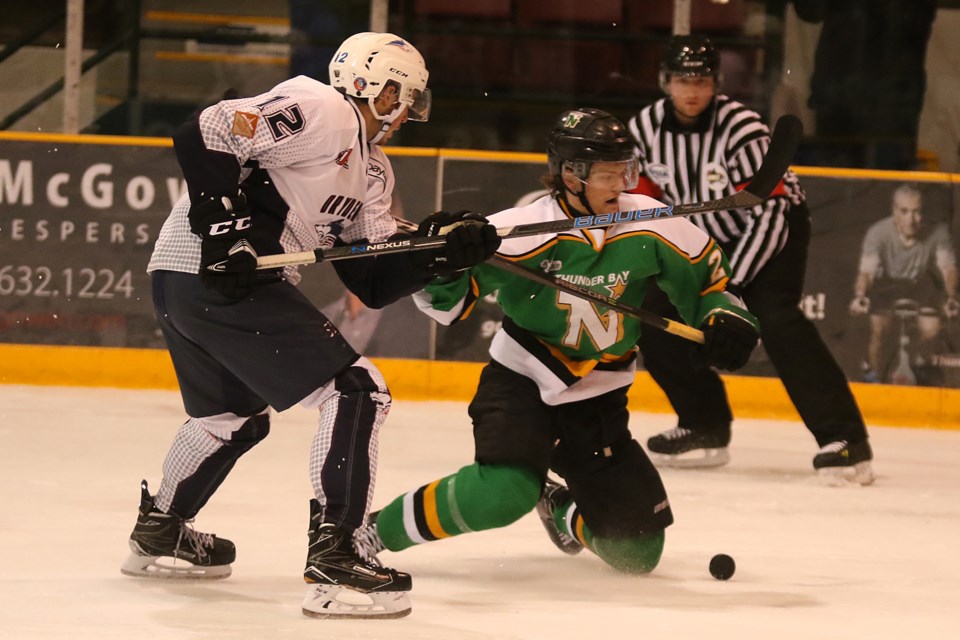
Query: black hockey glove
[
  {"left": 412, "top": 210, "right": 501, "bottom": 275},
  {"left": 698, "top": 311, "right": 759, "bottom": 372},
  {"left": 189, "top": 193, "right": 259, "bottom": 299}
]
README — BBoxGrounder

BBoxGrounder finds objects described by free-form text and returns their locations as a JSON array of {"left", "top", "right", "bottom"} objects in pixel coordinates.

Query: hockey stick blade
[
  {"left": 739, "top": 114, "right": 803, "bottom": 201},
  {"left": 489, "top": 255, "right": 704, "bottom": 344}
]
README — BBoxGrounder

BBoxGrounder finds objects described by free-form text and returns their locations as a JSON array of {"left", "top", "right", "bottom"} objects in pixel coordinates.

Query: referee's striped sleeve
[{"left": 725, "top": 130, "right": 791, "bottom": 285}]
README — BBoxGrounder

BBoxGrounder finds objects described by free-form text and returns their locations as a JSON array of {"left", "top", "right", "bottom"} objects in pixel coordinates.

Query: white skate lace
[
  {"left": 818, "top": 441, "right": 848, "bottom": 454},
  {"left": 176, "top": 520, "right": 213, "bottom": 560},
  {"left": 660, "top": 427, "right": 694, "bottom": 441},
  {"left": 353, "top": 524, "right": 385, "bottom": 565}
]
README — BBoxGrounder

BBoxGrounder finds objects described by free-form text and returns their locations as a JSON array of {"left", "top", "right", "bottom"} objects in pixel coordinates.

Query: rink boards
[
  {"left": 0, "top": 342, "right": 957, "bottom": 430},
  {"left": 1, "top": 132, "right": 959, "bottom": 429}
]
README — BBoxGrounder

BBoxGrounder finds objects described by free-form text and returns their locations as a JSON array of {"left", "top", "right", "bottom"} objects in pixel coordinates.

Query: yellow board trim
[
  {"left": 0, "top": 130, "right": 173, "bottom": 147},
  {"left": 1, "top": 130, "right": 959, "bottom": 184},
  {"left": 0, "top": 344, "right": 957, "bottom": 430}
]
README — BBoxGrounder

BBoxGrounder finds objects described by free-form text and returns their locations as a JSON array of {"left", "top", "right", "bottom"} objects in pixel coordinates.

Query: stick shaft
[
  {"left": 254, "top": 115, "right": 802, "bottom": 270},
  {"left": 393, "top": 216, "right": 703, "bottom": 342},
  {"left": 489, "top": 256, "right": 704, "bottom": 344}
]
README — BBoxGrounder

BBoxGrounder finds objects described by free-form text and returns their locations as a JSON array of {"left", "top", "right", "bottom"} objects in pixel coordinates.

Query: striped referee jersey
[{"left": 627, "top": 96, "right": 805, "bottom": 287}]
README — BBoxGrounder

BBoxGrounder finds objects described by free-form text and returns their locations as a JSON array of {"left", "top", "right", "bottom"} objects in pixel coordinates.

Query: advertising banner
[
  {"left": 0, "top": 139, "right": 178, "bottom": 348},
  {"left": 788, "top": 176, "right": 960, "bottom": 387}
]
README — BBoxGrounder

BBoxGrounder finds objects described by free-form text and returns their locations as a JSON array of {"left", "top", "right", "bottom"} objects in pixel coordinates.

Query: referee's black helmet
[{"left": 659, "top": 35, "right": 720, "bottom": 90}]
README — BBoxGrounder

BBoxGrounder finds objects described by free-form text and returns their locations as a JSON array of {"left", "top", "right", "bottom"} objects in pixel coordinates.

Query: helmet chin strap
[
  {"left": 368, "top": 98, "right": 406, "bottom": 145},
  {"left": 559, "top": 184, "right": 598, "bottom": 217}
]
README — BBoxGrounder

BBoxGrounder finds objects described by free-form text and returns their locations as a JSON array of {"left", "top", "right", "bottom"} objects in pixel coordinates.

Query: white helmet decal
[{"left": 329, "top": 32, "right": 431, "bottom": 124}]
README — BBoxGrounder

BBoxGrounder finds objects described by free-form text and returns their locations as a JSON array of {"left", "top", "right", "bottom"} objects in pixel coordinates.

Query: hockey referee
[{"left": 627, "top": 35, "right": 874, "bottom": 485}]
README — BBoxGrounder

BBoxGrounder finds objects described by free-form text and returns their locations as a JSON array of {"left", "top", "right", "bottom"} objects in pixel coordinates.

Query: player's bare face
[
  {"left": 892, "top": 191, "right": 923, "bottom": 241},
  {"left": 667, "top": 75, "right": 715, "bottom": 124}
]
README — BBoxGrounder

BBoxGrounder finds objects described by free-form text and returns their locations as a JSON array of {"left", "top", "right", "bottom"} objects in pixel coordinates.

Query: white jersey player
[{"left": 120, "top": 32, "right": 500, "bottom": 619}]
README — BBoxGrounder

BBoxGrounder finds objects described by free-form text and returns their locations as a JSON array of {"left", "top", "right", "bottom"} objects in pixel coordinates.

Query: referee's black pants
[{"left": 638, "top": 203, "right": 869, "bottom": 447}]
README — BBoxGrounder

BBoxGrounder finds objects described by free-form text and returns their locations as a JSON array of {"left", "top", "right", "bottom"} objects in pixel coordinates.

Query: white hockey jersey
[{"left": 148, "top": 75, "right": 398, "bottom": 286}]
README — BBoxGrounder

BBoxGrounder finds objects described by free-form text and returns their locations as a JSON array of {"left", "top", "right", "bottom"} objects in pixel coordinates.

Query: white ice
[{"left": 1, "top": 383, "right": 958, "bottom": 639}]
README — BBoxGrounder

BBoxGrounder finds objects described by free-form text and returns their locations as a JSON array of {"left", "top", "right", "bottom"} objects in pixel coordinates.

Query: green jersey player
[{"left": 359, "top": 108, "right": 759, "bottom": 574}]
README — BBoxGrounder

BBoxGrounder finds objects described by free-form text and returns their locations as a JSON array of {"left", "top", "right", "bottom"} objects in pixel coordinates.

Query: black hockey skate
[
  {"left": 646, "top": 425, "right": 731, "bottom": 468},
  {"left": 813, "top": 439, "right": 875, "bottom": 486},
  {"left": 120, "top": 480, "right": 235, "bottom": 580},
  {"left": 536, "top": 478, "right": 583, "bottom": 555},
  {"left": 302, "top": 499, "right": 411, "bottom": 619}
]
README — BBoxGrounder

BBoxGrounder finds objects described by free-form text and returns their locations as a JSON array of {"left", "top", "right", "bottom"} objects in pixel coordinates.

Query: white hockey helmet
[{"left": 329, "top": 32, "right": 431, "bottom": 123}]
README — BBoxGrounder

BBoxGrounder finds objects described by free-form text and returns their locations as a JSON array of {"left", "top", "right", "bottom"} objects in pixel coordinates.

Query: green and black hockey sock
[{"left": 376, "top": 462, "right": 541, "bottom": 551}]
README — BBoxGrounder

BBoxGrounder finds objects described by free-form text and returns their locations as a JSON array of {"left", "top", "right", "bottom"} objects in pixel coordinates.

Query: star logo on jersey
[
  {"left": 231, "top": 111, "right": 259, "bottom": 138},
  {"left": 604, "top": 274, "right": 628, "bottom": 300},
  {"left": 335, "top": 147, "right": 354, "bottom": 168}
]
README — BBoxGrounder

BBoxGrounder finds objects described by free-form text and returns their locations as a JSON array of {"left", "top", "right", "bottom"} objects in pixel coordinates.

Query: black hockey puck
[{"left": 709, "top": 554, "right": 735, "bottom": 580}]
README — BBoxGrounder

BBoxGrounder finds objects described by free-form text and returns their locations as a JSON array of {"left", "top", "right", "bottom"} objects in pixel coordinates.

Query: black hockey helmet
[
  {"left": 547, "top": 108, "right": 636, "bottom": 182},
  {"left": 659, "top": 35, "right": 720, "bottom": 91}
]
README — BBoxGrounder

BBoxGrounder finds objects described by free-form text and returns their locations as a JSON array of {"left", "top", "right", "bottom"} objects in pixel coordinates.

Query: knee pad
[
  {"left": 300, "top": 356, "right": 392, "bottom": 410},
  {"left": 559, "top": 437, "right": 673, "bottom": 540},
  {"left": 592, "top": 529, "right": 666, "bottom": 574},
  {"left": 336, "top": 357, "right": 390, "bottom": 396},
  {"left": 231, "top": 412, "right": 271, "bottom": 447},
  {"left": 196, "top": 411, "right": 271, "bottom": 449}
]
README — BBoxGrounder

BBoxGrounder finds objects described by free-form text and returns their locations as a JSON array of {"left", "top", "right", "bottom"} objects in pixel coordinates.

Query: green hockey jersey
[{"left": 414, "top": 193, "right": 758, "bottom": 405}]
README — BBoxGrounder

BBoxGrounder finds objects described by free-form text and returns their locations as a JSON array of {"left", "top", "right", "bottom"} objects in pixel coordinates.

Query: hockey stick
[
  {"left": 254, "top": 114, "right": 802, "bottom": 270},
  {"left": 387, "top": 217, "right": 704, "bottom": 343},
  {"left": 488, "top": 255, "right": 705, "bottom": 343},
  {"left": 490, "top": 114, "right": 803, "bottom": 240}
]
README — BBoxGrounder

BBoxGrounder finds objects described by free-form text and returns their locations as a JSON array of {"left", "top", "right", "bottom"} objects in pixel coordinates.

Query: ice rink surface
[{"left": 1, "top": 383, "right": 958, "bottom": 640}]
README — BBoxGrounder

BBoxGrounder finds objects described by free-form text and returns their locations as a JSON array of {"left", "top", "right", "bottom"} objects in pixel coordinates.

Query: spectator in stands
[{"left": 795, "top": 0, "right": 936, "bottom": 169}]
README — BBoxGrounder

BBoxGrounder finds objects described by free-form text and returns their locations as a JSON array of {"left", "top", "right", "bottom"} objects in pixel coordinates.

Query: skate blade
[
  {"left": 302, "top": 584, "right": 412, "bottom": 619},
  {"left": 120, "top": 553, "right": 232, "bottom": 580},
  {"left": 816, "top": 461, "right": 875, "bottom": 487},
  {"left": 650, "top": 448, "right": 730, "bottom": 469}
]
